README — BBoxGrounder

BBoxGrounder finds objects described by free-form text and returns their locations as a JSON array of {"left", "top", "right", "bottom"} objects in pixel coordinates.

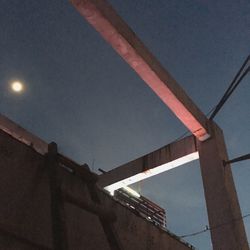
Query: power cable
[
  {"left": 224, "top": 153, "right": 250, "bottom": 166},
  {"left": 180, "top": 212, "right": 250, "bottom": 239},
  {"left": 173, "top": 54, "right": 250, "bottom": 141},
  {"left": 209, "top": 55, "right": 250, "bottom": 120},
  {"left": 218, "top": 55, "right": 249, "bottom": 103}
]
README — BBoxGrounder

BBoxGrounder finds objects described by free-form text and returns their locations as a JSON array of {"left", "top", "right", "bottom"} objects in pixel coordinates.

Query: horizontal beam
[
  {"left": 98, "top": 136, "right": 198, "bottom": 194},
  {"left": 71, "top": 0, "right": 210, "bottom": 141}
]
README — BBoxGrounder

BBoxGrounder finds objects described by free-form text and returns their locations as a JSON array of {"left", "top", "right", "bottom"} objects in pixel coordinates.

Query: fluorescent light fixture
[
  {"left": 105, "top": 152, "right": 199, "bottom": 195},
  {"left": 123, "top": 186, "right": 140, "bottom": 198}
]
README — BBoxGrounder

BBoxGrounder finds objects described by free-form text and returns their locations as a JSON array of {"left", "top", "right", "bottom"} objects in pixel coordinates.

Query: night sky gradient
[{"left": 1, "top": 0, "right": 250, "bottom": 249}]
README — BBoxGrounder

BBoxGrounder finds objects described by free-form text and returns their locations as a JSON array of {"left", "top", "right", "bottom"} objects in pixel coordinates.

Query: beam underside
[
  {"left": 70, "top": 0, "right": 209, "bottom": 140},
  {"left": 98, "top": 136, "right": 198, "bottom": 191},
  {"left": 1, "top": 1, "right": 248, "bottom": 248}
]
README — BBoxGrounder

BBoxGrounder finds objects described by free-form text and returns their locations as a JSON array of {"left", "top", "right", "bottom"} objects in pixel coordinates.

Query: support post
[
  {"left": 46, "top": 142, "right": 67, "bottom": 250},
  {"left": 197, "top": 122, "right": 249, "bottom": 250},
  {"left": 62, "top": 189, "right": 116, "bottom": 222},
  {"left": 86, "top": 180, "right": 123, "bottom": 250}
]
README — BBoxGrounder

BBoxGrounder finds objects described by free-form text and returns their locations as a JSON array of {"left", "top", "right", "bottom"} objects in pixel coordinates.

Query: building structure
[
  {"left": 0, "top": 0, "right": 248, "bottom": 249},
  {"left": 70, "top": 1, "right": 249, "bottom": 249},
  {"left": 0, "top": 114, "right": 194, "bottom": 250}
]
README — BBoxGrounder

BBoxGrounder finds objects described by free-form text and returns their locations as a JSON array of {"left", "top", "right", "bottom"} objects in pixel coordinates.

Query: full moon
[{"left": 11, "top": 81, "right": 24, "bottom": 93}]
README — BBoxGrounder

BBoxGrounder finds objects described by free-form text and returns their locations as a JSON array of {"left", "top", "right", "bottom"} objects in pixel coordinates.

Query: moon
[{"left": 11, "top": 81, "right": 24, "bottom": 93}]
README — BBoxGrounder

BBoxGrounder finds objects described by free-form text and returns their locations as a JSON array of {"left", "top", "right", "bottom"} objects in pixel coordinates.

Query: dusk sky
[{"left": 1, "top": 0, "right": 250, "bottom": 249}]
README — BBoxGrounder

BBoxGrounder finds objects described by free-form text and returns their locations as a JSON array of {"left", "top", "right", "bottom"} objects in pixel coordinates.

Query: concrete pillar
[{"left": 197, "top": 121, "right": 249, "bottom": 250}]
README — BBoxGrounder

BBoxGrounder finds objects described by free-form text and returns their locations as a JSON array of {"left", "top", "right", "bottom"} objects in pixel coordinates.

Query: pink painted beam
[{"left": 70, "top": 0, "right": 210, "bottom": 140}]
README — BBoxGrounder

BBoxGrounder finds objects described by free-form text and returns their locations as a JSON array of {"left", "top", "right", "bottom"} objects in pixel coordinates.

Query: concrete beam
[
  {"left": 98, "top": 136, "right": 199, "bottom": 194},
  {"left": 70, "top": 0, "right": 210, "bottom": 141},
  {"left": 197, "top": 121, "right": 249, "bottom": 249}
]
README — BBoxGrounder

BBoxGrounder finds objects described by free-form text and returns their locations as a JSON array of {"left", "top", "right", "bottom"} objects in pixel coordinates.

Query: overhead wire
[
  {"left": 172, "top": 54, "right": 249, "bottom": 142},
  {"left": 224, "top": 153, "right": 250, "bottom": 166},
  {"left": 180, "top": 212, "right": 250, "bottom": 239},
  {"left": 209, "top": 55, "right": 250, "bottom": 120}
]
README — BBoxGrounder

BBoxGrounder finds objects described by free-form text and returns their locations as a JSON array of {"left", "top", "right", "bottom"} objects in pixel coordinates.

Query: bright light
[
  {"left": 104, "top": 152, "right": 199, "bottom": 194},
  {"left": 11, "top": 81, "right": 24, "bottom": 93},
  {"left": 123, "top": 186, "right": 140, "bottom": 198}
]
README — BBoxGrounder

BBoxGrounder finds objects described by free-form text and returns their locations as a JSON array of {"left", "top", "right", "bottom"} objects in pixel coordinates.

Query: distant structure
[
  {"left": 70, "top": 0, "right": 249, "bottom": 249},
  {"left": 0, "top": 0, "right": 248, "bottom": 249},
  {"left": 113, "top": 187, "right": 167, "bottom": 228},
  {"left": 0, "top": 115, "right": 194, "bottom": 250}
]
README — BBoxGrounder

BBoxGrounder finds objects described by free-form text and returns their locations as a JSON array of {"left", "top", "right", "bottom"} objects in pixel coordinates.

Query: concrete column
[{"left": 197, "top": 121, "right": 249, "bottom": 250}]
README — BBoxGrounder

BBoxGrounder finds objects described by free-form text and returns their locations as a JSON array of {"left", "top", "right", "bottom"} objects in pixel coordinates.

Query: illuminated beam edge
[
  {"left": 98, "top": 135, "right": 198, "bottom": 193},
  {"left": 105, "top": 152, "right": 199, "bottom": 195}
]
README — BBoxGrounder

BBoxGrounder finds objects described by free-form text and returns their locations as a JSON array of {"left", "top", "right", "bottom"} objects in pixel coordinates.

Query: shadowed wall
[{"left": 0, "top": 130, "right": 192, "bottom": 250}]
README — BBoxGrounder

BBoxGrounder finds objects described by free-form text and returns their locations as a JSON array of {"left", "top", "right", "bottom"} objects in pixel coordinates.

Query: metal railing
[{"left": 113, "top": 188, "right": 167, "bottom": 228}]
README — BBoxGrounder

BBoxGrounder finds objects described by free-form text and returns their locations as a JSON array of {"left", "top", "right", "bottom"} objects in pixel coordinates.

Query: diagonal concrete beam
[
  {"left": 70, "top": 0, "right": 210, "bottom": 141},
  {"left": 98, "top": 136, "right": 199, "bottom": 194},
  {"left": 0, "top": 113, "right": 48, "bottom": 155}
]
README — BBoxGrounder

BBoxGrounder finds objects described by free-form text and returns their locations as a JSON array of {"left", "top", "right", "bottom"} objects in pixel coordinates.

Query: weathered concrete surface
[
  {"left": 70, "top": 0, "right": 210, "bottom": 141},
  {"left": 0, "top": 113, "right": 47, "bottom": 155},
  {"left": 197, "top": 121, "right": 249, "bottom": 250},
  {"left": 0, "top": 130, "right": 53, "bottom": 248},
  {"left": 98, "top": 135, "right": 198, "bottom": 191},
  {"left": 0, "top": 130, "right": 193, "bottom": 250},
  {"left": 101, "top": 192, "right": 192, "bottom": 250}
]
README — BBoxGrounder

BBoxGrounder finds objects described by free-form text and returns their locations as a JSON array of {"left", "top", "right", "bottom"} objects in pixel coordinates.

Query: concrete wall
[{"left": 0, "top": 130, "right": 192, "bottom": 250}]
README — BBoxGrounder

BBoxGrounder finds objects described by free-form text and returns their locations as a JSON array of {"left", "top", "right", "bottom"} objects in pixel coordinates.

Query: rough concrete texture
[
  {"left": 98, "top": 135, "right": 197, "bottom": 189},
  {"left": 0, "top": 130, "right": 192, "bottom": 250},
  {"left": 198, "top": 121, "right": 249, "bottom": 250}
]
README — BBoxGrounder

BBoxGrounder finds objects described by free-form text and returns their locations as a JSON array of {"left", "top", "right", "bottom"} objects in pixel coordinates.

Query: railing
[{"left": 113, "top": 188, "right": 167, "bottom": 228}]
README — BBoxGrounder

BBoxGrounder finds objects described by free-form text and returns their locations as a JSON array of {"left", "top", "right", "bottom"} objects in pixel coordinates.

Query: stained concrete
[
  {"left": 198, "top": 122, "right": 249, "bottom": 250},
  {"left": 0, "top": 130, "right": 193, "bottom": 250},
  {"left": 98, "top": 135, "right": 197, "bottom": 189}
]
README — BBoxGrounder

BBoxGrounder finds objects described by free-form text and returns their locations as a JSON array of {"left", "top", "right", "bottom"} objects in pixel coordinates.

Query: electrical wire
[
  {"left": 224, "top": 153, "right": 250, "bottom": 165},
  {"left": 158, "top": 58, "right": 250, "bottom": 244},
  {"left": 209, "top": 55, "right": 250, "bottom": 120},
  {"left": 172, "top": 54, "right": 250, "bottom": 142},
  {"left": 180, "top": 212, "right": 250, "bottom": 239}
]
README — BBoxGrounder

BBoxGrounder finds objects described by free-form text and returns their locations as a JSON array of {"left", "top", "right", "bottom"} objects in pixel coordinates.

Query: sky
[{"left": 0, "top": 0, "right": 250, "bottom": 249}]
